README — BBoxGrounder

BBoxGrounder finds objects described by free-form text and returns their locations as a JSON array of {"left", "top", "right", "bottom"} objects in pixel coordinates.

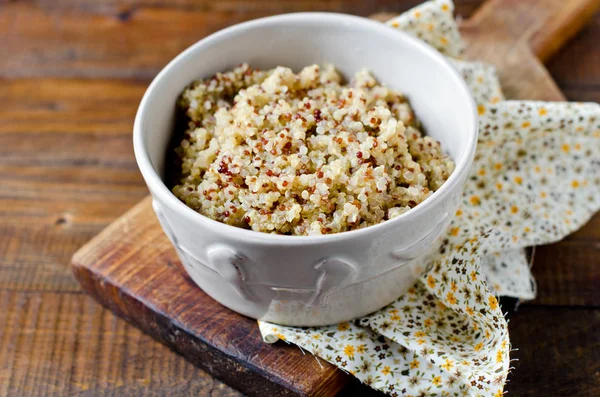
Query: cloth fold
[{"left": 259, "top": 1, "right": 600, "bottom": 395}]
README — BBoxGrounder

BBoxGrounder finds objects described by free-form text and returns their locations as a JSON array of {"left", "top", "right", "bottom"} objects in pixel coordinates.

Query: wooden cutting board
[{"left": 72, "top": 1, "right": 600, "bottom": 396}]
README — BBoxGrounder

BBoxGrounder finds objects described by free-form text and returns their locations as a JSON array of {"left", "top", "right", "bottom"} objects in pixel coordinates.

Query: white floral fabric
[
  {"left": 482, "top": 249, "right": 535, "bottom": 299},
  {"left": 259, "top": 1, "right": 600, "bottom": 396},
  {"left": 448, "top": 58, "right": 504, "bottom": 106},
  {"left": 386, "top": 0, "right": 465, "bottom": 58}
]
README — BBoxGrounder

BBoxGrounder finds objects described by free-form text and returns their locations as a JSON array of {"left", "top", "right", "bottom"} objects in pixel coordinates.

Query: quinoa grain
[{"left": 172, "top": 64, "right": 454, "bottom": 235}]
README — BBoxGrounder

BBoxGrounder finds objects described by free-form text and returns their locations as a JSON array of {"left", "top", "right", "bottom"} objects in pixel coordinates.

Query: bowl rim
[{"left": 133, "top": 11, "right": 478, "bottom": 245}]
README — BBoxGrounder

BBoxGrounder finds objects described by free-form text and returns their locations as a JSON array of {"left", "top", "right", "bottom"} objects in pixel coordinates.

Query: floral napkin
[{"left": 259, "top": 1, "right": 600, "bottom": 395}]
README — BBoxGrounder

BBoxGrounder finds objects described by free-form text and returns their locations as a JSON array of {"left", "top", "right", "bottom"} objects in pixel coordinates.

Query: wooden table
[{"left": 1, "top": 1, "right": 598, "bottom": 396}]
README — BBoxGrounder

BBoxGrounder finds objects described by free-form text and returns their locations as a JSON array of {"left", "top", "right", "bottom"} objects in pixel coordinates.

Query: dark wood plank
[
  {"left": 505, "top": 306, "right": 600, "bottom": 397},
  {"left": 0, "top": 227, "right": 93, "bottom": 292},
  {"left": 0, "top": 290, "right": 243, "bottom": 397},
  {"left": 0, "top": 79, "right": 147, "bottom": 292},
  {"left": 0, "top": 1, "right": 482, "bottom": 79},
  {"left": 530, "top": 241, "right": 600, "bottom": 307},
  {"left": 561, "top": 87, "right": 600, "bottom": 103},
  {"left": 460, "top": 0, "right": 598, "bottom": 100},
  {"left": 548, "top": 11, "right": 600, "bottom": 87},
  {"left": 564, "top": 213, "right": 600, "bottom": 241},
  {"left": 16, "top": 0, "right": 483, "bottom": 16},
  {"left": 72, "top": 197, "right": 348, "bottom": 397},
  {"left": 3, "top": 0, "right": 599, "bottom": 85},
  {"left": 529, "top": 0, "right": 600, "bottom": 63},
  {"left": 0, "top": 75, "right": 242, "bottom": 395}
]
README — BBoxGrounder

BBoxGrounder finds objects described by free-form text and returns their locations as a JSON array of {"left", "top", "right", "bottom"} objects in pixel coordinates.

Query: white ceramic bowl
[{"left": 134, "top": 13, "right": 477, "bottom": 326}]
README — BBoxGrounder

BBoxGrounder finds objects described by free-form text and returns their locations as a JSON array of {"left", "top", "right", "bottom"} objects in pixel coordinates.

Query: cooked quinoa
[{"left": 172, "top": 64, "right": 454, "bottom": 236}]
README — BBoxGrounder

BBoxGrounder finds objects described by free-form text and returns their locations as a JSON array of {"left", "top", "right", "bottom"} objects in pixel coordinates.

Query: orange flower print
[
  {"left": 381, "top": 366, "right": 391, "bottom": 376},
  {"left": 410, "top": 359, "right": 420, "bottom": 369},
  {"left": 488, "top": 295, "right": 499, "bottom": 310},
  {"left": 446, "top": 292, "right": 457, "bottom": 305},
  {"left": 470, "top": 195, "right": 481, "bottom": 205},
  {"left": 441, "top": 359, "right": 454, "bottom": 371},
  {"left": 427, "top": 274, "right": 436, "bottom": 288},
  {"left": 343, "top": 344, "right": 355, "bottom": 359},
  {"left": 337, "top": 322, "right": 350, "bottom": 331},
  {"left": 432, "top": 376, "right": 442, "bottom": 386},
  {"left": 496, "top": 349, "right": 504, "bottom": 363}
]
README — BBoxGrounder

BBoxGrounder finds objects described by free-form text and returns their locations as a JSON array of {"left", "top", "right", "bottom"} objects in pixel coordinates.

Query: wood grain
[
  {"left": 0, "top": 290, "right": 243, "bottom": 397},
  {"left": 0, "top": 1, "right": 481, "bottom": 79},
  {"left": 548, "top": 10, "right": 600, "bottom": 87},
  {"left": 0, "top": 79, "right": 147, "bottom": 294},
  {"left": 1, "top": 0, "right": 599, "bottom": 396},
  {"left": 531, "top": 241, "right": 600, "bottom": 307},
  {"left": 505, "top": 306, "right": 600, "bottom": 397},
  {"left": 14, "top": 0, "right": 483, "bottom": 15},
  {"left": 460, "top": 0, "right": 599, "bottom": 100}
]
